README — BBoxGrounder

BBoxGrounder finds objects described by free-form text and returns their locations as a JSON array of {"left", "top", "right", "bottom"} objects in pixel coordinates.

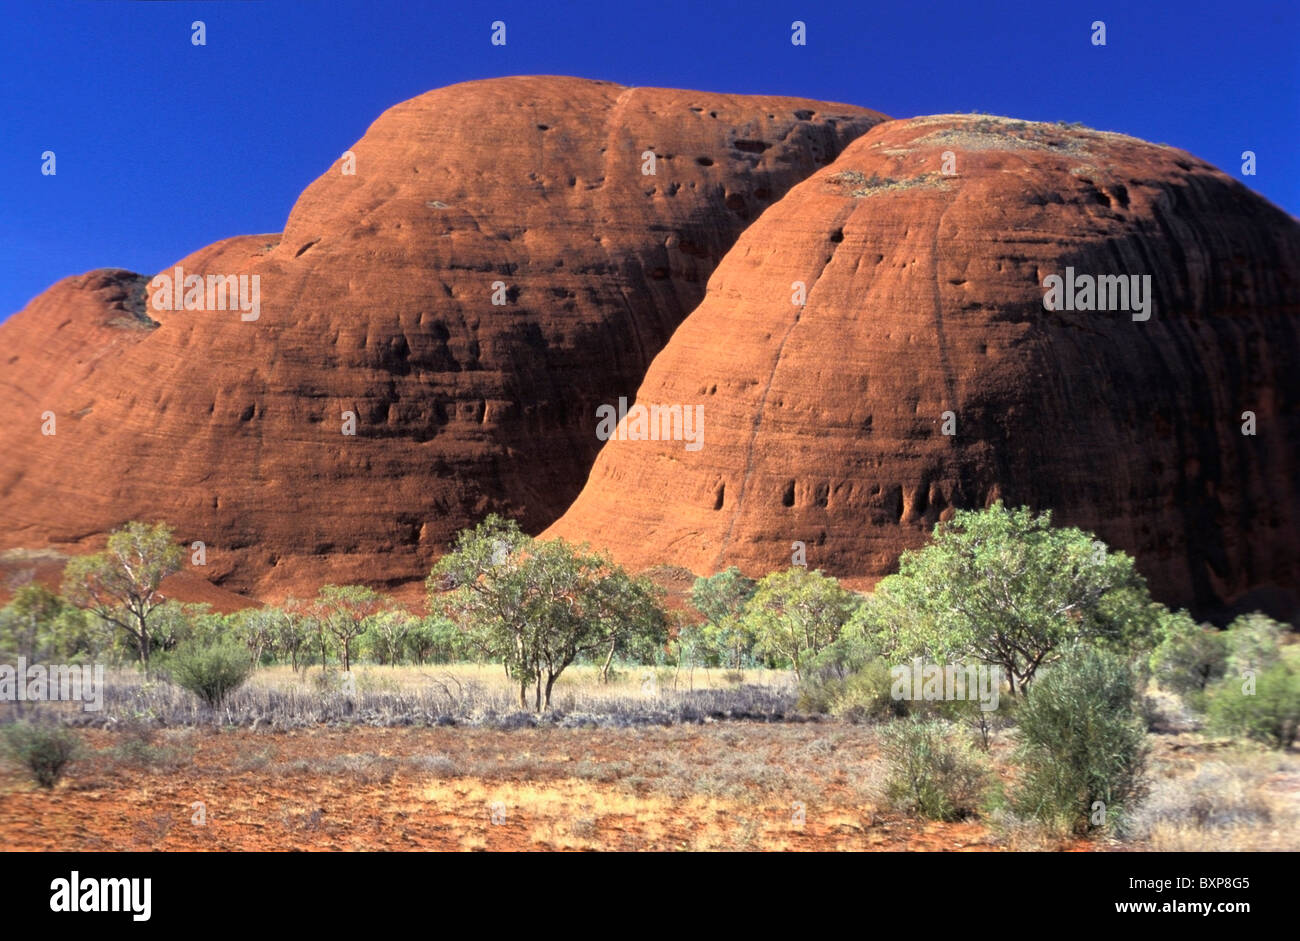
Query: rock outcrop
[
  {"left": 544, "top": 115, "right": 1300, "bottom": 621},
  {"left": 0, "top": 76, "right": 886, "bottom": 597}
]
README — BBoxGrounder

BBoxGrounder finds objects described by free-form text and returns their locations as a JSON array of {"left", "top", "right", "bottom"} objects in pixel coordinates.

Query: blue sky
[{"left": 2, "top": 0, "right": 1296, "bottom": 319}]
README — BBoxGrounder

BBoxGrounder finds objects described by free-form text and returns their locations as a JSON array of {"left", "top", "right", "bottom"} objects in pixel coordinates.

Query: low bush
[
  {"left": 882, "top": 718, "right": 987, "bottom": 821},
  {"left": 1012, "top": 646, "right": 1148, "bottom": 834},
  {"left": 1208, "top": 660, "right": 1300, "bottom": 749},
  {"left": 1, "top": 721, "right": 83, "bottom": 788},
  {"left": 1148, "top": 616, "right": 1226, "bottom": 703},
  {"left": 169, "top": 642, "right": 253, "bottom": 707}
]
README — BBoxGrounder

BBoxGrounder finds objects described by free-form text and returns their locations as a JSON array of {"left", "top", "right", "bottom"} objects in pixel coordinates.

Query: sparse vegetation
[
  {"left": 1, "top": 721, "right": 82, "bottom": 788},
  {"left": 1012, "top": 646, "right": 1148, "bottom": 834},
  {"left": 1, "top": 512, "right": 1292, "bottom": 852},
  {"left": 1207, "top": 659, "right": 1300, "bottom": 749},
  {"left": 882, "top": 718, "right": 987, "bottom": 821},
  {"left": 168, "top": 642, "right": 253, "bottom": 707}
]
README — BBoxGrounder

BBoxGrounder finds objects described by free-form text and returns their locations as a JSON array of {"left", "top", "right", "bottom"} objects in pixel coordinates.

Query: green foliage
[
  {"left": 228, "top": 606, "right": 282, "bottom": 666},
  {"left": 882, "top": 718, "right": 988, "bottom": 821},
  {"left": 0, "top": 584, "right": 65, "bottom": 659},
  {"left": 831, "top": 661, "right": 906, "bottom": 722},
  {"left": 405, "top": 615, "right": 472, "bottom": 664},
  {"left": 1224, "top": 612, "right": 1284, "bottom": 677},
  {"left": 169, "top": 642, "right": 252, "bottom": 708},
  {"left": 858, "top": 503, "right": 1162, "bottom": 695},
  {"left": 430, "top": 516, "right": 668, "bottom": 710},
  {"left": 741, "top": 567, "right": 860, "bottom": 678},
  {"left": 1148, "top": 613, "right": 1227, "bottom": 702},
  {"left": 796, "top": 631, "right": 902, "bottom": 720},
  {"left": 314, "top": 585, "right": 386, "bottom": 671},
  {"left": 145, "top": 601, "right": 229, "bottom": 659},
  {"left": 61, "top": 521, "right": 183, "bottom": 669},
  {"left": 1012, "top": 646, "right": 1148, "bottom": 834},
  {"left": 1207, "top": 659, "right": 1300, "bottom": 749},
  {"left": 690, "top": 568, "right": 757, "bottom": 669},
  {"left": 363, "top": 610, "right": 414, "bottom": 665},
  {"left": 1, "top": 721, "right": 83, "bottom": 789},
  {"left": 273, "top": 600, "right": 313, "bottom": 671}
]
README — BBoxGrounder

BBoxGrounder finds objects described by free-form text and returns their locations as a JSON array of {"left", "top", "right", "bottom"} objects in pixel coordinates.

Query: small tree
[
  {"left": 406, "top": 615, "right": 466, "bottom": 665},
  {"left": 882, "top": 718, "right": 988, "bottom": 821},
  {"left": 742, "top": 567, "right": 860, "bottom": 679},
  {"left": 1224, "top": 612, "right": 1284, "bottom": 677},
  {"left": 230, "top": 607, "right": 278, "bottom": 667},
  {"left": 366, "top": 610, "right": 415, "bottom": 665},
  {"left": 691, "top": 568, "right": 757, "bottom": 670},
  {"left": 0, "top": 584, "right": 66, "bottom": 660},
  {"left": 431, "top": 516, "right": 668, "bottom": 710},
  {"left": 315, "top": 586, "right": 385, "bottom": 672},
  {"left": 275, "top": 599, "right": 313, "bottom": 672},
  {"left": 592, "top": 570, "right": 669, "bottom": 684},
  {"left": 62, "top": 521, "right": 183, "bottom": 672},
  {"left": 1208, "top": 660, "right": 1300, "bottom": 749},
  {"left": 861, "top": 503, "right": 1160, "bottom": 696}
]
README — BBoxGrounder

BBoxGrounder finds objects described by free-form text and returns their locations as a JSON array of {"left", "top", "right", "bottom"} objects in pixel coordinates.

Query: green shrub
[
  {"left": 1208, "top": 660, "right": 1300, "bottom": 749},
  {"left": 882, "top": 718, "right": 987, "bottom": 821},
  {"left": 1224, "top": 613, "right": 1284, "bottom": 677},
  {"left": 832, "top": 661, "right": 907, "bottom": 721},
  {"left": 796, "top": 634, "right": 902, "bottom": 720},
  {"left": 1, "top": 721, "right": 83, "bottom": 789},
  {"left": 1148, "top": 615, "right": 1227, "bottom": 700},
  {"left": 1012, "top": 646, "right": 1148, "bottom": 834},
  {"left": 170, "top": 642, "right": 252, "bottom": 707}
]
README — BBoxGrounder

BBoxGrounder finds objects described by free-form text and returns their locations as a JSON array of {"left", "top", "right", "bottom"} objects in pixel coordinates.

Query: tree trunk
[
  {"left": 544, "top": 672, "right": 558, "bottom": 711},
  {"left": 518, "top": 678, "right": 528, "bottom": 709},
  {"left": 600, "top": 639, "right": 616, "bottom": 684},
  {"left": 136, "top": 612, "right": 151, "bottom": 673}
]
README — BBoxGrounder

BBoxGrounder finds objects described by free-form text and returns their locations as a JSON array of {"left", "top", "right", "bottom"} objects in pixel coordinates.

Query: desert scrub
[
  {"left": 1207, "top": 660, "right": 1299, "bottom": 749},
  {"left": 828, "top": 170, "right": 947, "bottom": 197},
  {"left": 882, "top": 717, "right": 987, "bottom": 821},
  {"left": 797, "top": 635, "right": 903, "bottom": 721},
  {"left": 169, "top": 642, "right": 252, "bottom": 707},
  {"left": 2, "top": 720, "right": 83, "bottom": 788},
  {"left": 1012, "top": 646, "right": 1148, "bottom": 835},
  {"left": 1121, "top": 757, "right": 1293, "bottom": 850}
]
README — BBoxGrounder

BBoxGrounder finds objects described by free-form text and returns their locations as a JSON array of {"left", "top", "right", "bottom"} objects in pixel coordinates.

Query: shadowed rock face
[
  {"left": 544, "top": 115, "right": 1300, "bottom": 622},
  {"left": 0, "top": 76, "right": 887, "bottom": 598}
]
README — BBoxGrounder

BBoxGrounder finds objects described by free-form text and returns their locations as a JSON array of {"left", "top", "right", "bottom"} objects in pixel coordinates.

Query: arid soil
[{"left": 2, "top": 723, "right": 1028, "bottom": 852}]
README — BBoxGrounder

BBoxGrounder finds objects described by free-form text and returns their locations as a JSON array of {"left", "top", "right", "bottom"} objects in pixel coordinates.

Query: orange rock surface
[
  {"left": 0, "top": 76, "right": 885, "bottom": 598},
  {"left": 545, "top": 115, "right": 1300, "bottom": 620}
]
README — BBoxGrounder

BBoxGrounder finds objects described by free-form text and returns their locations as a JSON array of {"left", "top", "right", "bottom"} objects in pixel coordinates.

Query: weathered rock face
[
  {"left": 544, "top": 115, "right": 1300, "bottom": 621},
  {"left": 0, "top": 269, "right": 156, "bottom": 420},
  {"left": 0, "top": 76, "right": 886, "bottom": 598}
]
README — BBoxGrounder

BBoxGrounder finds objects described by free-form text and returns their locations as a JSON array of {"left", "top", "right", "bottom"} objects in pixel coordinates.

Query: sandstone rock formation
[
  {"left": 0, "top": 76, "right": 886, "bottom": 598},
  {"left": 544, "top": 115, "right": 1300, "bottom": 621}
]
